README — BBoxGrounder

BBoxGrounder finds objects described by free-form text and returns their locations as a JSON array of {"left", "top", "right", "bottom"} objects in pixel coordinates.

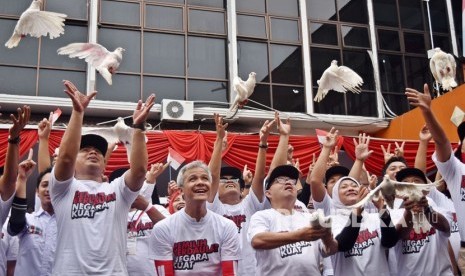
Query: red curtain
[{"left": 0, "top": 129, "right": 452, "bottom": 176}]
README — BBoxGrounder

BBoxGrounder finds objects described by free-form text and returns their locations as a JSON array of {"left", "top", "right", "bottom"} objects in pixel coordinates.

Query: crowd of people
[{"left": 0, "top": 81, "right": 463, "bottom": 276}]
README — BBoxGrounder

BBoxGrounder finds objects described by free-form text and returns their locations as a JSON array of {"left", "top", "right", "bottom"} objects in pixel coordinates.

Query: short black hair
[
  {"left": 381, "top": 156, "right": 407, "bottom": 177},
  {"left": 37, "top": 167, "right": 52, "bottom": 188}
]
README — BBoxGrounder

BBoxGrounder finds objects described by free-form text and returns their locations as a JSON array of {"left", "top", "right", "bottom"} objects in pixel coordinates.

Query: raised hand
[
  {"left": 327, "top": 146, "right": 340, "bottom": 168},
  {"left": 242, "top": 164, "right": 253, "bottom": 184},
  {"left": 9, "top": 105, "right": 31, "bottom": 139},
  {"left": 133, "top": 94, "right": 155, "bottom": 125},
  {"left": 394, "top": 141, "right": 405, "bottom": 158},
  {"left": 419, "top": 125, "right": 432, "bottom": 142},
  {"left": 63, "top": 80, "right": 97, "bottom": 113},
  {"left": 146, "top": 162, "right": 170, "bottom": 183},
  {"left": 214, "top": 113, "right": 228, "bottom": 140},
  {"left": 381, "top": 144, "right": 394, "bottom": 163},
  {"left": 323, "top": 127, "right": 339, "bottom": 149},
  {"left": 405, "top": 84, "right": 432, "bottom": 112},
  {"left": 354, "top": 133, "right": 373, "bottom": 161},
  {"left": 275, "top": 111, "right": 291, "bottom": 136},
  {"left": 38, "top": 112, "right": 52, "bottom": 139},
  {"left": 259, "top": 119, "right": 275, "bottom": 145},
  {"left": 18, "top": 149, "right": 36, "bottom": 179},
  {"left": 167, "top": 180, "right": 180, "bottom": 196}
]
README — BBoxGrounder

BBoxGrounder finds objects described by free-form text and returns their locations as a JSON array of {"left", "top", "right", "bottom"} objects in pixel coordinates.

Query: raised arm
[
  {"left": 252, "top": 119, "right": 274, "bottom": 202},
  {"left": 132, "top": 195, "right": 165, "bottom": 224},
  {"left": 207, "top": 113, "right": 228, "bottom": 203},
  {"left": 406, "top": 84, "right": 451, "bottom": 162},
  {"left": 414, "top": 125, "right": 432, "bottom": 173},
  {"left": 54, "top": 81, "right": 97, "bottom": 181},
  {"left": 268, "top": 112, "right": 291, "bottom": 175},
  {"left": 310, "top": 127, "right": 338, "bottom": 202},
  {"left": 124, "top": 94, "right": 155, "bottom": 191},
  {"left": 37, "top": 112, "right": 52, "bottom": 173},
  {"left": 349, "top": 133, "right": 373, "bottom": 181},
  {"left": 0, "top": 106, "right": 31, "bottom": 201},
  {"left": 8, "top": 150, "right": 36, "bottom": 236}
]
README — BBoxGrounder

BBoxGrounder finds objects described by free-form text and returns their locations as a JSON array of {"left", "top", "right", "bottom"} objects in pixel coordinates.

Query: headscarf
[
  {"left": 331, "top": 176, "right": 361, "bottom": 210},
  {"left": 168, "top": 190, "right": 183, "bottom": 214}
]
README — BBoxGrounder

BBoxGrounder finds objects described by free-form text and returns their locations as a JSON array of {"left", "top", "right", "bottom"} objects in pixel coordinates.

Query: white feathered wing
[
  {"left": 429, "top": 48, "right": 457, "bottom": 91},
  {"left": 227, "top": 72, "right": 257, "bottom": 117}
]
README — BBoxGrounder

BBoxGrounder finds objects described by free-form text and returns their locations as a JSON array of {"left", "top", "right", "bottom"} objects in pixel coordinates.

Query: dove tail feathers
[
  {"left": 98, "top": 68, "right": 113, "bottom": 85},
  {"left": 5, "top": 33, "right": 21, "bottom": 49},
  {"left": 441, "top": 78, "right": 458, "bottom": 91}
]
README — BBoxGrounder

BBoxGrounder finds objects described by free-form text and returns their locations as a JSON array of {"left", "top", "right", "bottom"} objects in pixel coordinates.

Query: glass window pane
[
  {"left": 247, "top": 84, "right": 270, "bottom": 110},
  {"left": 399, "top": 0, "right": 423, "bottom": 30},
  {"left": 143, "top": 76, "right": 185, "bottom": 102},
  {"left": 236, "top": 0, "right": 265, "bottom": 13},
  {"left": 373, "top": 0, "right": 398, "bottom": 27},
  {"left": 347, "top": 91, "right": 377, "bottom": 117},
  {"left": 189, "top": 9, "right": 225, "bottom": 34},
  {"left": 307, "top": 0, "right": 336, "bottom": 21},
  {"left": 145, "top": 5, "right": 183, "bottom": 31},
  {"left": 310, "top": 47, "right": 340, "bottom": 87},
  {"left": 313, "top": 89, "right": 346, "bottom": 115},
  {"left": 268, "top": 0, "right": 299, "bottom": 17},
  {"left": 0, "top": 66, "right": 36, "bottom": 96},
  {"left": 270, "top": 45, "right": 303, "bottom": 85},
  {"left": 433, "top": 35, "right": 451, "bottom": 53},
  {"left": 100, "top": 0, "right": 140, "bottom": 26},
  {"left": 427, "top": 0, "right": 448, "bottom": 33},
  {"left": 0, "top": 19, "right": 38, "bottom": 66},
  {"left": 144, "top": 32, "right": 184, "bottom": 76},
  {"left": 237, "top": 41, "right": 269, "bottom": 83},
  {"left": 404, "top": 32, "right": 425, "bottom": 54},
  {"left": 342, "top": 51, "right": 374, "bottom": 90},
  {"left": 0, "top": 1, "right": 32, "bottom": 16},
  {"left": 378, "top": 29, "right": 400, "bottom": 51},
  {"left": 98, "top": 28, "right": 141, "bottom": 73},
  {"left": 38, "top": 70, "right": 86, "bottom": 98},
  {"left": 382, "top": 93, "right": 409, "bottom": 115},
  {"left": 405, "top": 56, "right": 430, "bottom": 89},
  {"left": 188, "top": 36, "right": 226, "bottom": 79},
  {"left": 237, "top": 15, "right": 266, "bottom": 38},
  {"left": 378, "top": 54, "right": 404, "bottom": 93},
  {"left": 187, "top": 80, "right": 228, "bottom": 104},
  {"left": 272, "top": 85, "right": 305, "bottom": 112},
  {"left": 337, "top": 0, "right": 368, "bottom": 24},
  {"left": 41, "top": 25, "right": 88, "bottom": 70},
  {"left": 310, "top": 23, "right": 338, "bottom": 45},
  {"left": 341, "top": 26, "right": 369, "bottom": 48},
  {"left": 147, "top": 0, "right": 184, "bottom": 4},
  {"left": 187, "top": 0, "right": 224, "bottom": 9},
  {"left": 96, "top": 74, "right": 141, "bottom": 102},
  {"left": 46, "top": 0, "right": 87, "bottom": 20},
  {"left": 270, "top": 18, "right": 299, "bottom": 42}
]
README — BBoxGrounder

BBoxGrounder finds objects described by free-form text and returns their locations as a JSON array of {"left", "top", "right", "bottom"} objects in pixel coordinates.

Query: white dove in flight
[
  {"left": 5, "top": 0, "right": 67, "bottom": 49},
  {"left": 84, "top": 117, "right": 146, "bottom": 162},
  {"left": 57, "top": 43, "right": 125, "bottom": 85},
  {"left": 349, "top": 175, "right": 440, "bottom": 234},
  {"left": 314, "top": 60, "right": 363, "bottom": 102},
  {"left": 227, "top": 72, "right": 256, "bottom": 117},
  {"left": 429, "top": 48, "right": 457, "bottom": 91}
]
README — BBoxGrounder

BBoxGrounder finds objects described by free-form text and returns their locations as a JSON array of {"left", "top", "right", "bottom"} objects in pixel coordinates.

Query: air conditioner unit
[{"left": 161, "top": 99, "right": 194, "bottom": 122}]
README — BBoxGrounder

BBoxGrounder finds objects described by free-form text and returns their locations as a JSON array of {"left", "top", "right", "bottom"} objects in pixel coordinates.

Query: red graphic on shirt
[
  {"left": 451, "top": 213, "right": 459, "bottom": 233},
  {"left": 402, "top": 228, "right": 436, "bottom": 254},
  {"left": 27, "top": 225, "right": 43, "bottom": 236},
  {"left": 461, "top": 176, "right": 465, "bottom": 201},
  {"left": 71, "top": 191, "right": 116, "bottom": 219},
  {"left": 223, "top": 214, "right": 246, "bottom": 233},
  {"left": 293, "top": 205, "right": 305, "bottom": 213},
  {"left": 173, "top": 239, "right": 219, "bottom": 270},
  {"left": 344, "top": 229, "right": 378, "bottom": 257},
  {"left": 127, "top": 220, "right": 154, "bottom": 238}
]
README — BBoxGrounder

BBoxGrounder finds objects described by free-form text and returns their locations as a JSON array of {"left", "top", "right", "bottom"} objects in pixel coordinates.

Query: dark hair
[
  {"left": 36, "top": 167, "right": 52, "bottom": 188},
  {"left": 381, "top": 156, "right": 407, "bottom": 177}
]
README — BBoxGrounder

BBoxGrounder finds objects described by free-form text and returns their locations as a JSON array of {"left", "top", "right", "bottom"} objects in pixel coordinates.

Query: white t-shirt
[
  {"left": 391, "top": 200, "right": 453, "bottom": 276},
  {"left": 247, "top": 209, "right": 323, "bottom": 276},
  {"left": 126, "top": 206, "right": 170, "bottom": 276},
  {"left": 49, "top": 170, "right": 139, "bottom": 275},
  {"left": 433, "top": 151, "right": 465, "bottom": 241},
  {"left": 207, "top": 191, "right": 264, "bottom": 276},
  {"left": 150, "top": 208, "right": 240, "bottom": 275},
  {"left": 14, "top": 208, "right": 57, "bottom": 276},
  {"left": 0, "top": 195, "right": 14, "bottom": 275}
]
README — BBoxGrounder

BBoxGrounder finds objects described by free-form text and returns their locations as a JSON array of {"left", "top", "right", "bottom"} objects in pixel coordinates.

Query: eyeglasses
[
  {"left": 273, "top": 177, "right": 297, "bottom": 185},
  {"left": 219, "top": 178, "right": 239, "bottom": 184}
]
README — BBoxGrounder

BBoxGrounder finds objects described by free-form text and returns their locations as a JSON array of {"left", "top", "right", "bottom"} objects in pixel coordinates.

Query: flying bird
[
  {"left": 57, "top": 43, "right": 125, "bottom": 85},
  {"left": 84, "top": 117, "right": 146, "bottom": 162},
  {"left": 226, "top": 72, "right": 256, "bottom": 118},
  {"left": 429, "top": 48, "right": 457, "bottom": 91},
  {"left": 349, "top": 175, "right": 440, "bottom": 234},
  {"left": 314, "top": 60, "right": 363, "bottom": 102},
  {"left": 5, "top": 0, "right": 67, "bottom": 49}
]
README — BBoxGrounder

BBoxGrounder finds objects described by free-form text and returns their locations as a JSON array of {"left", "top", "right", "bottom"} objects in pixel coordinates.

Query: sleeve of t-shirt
[
  {"left": 5, "top": 233, "right": 18, "bottom": 261},
  {"left": 206, "top": 193, "right": 225, "bottom": 215},
  {"left": 150, "top": 220, "right": 173, "bottom": 261},
  {"left": 154, "top": 204, "right": 171, "bottom": 217},
  {"left": 49, "top": 166, "right": 73, "bottom": 201},
  {"left": 220, "top": 220, "right": 241, "bottom": 261},
  {"left": 313, "top": 193, "right": 332, "bottom": 216},
  {"left": 432, "top": 151, "right": 463, "bottom": 195},
  {"left": 139, "top": 181, "right": 155, "bottom": 202},
  {"left": 243, "top": 188, "right": 265, "bottom": 214},
  {"left": 0, "top": 194, "right": 14, "bottom": 226},
  {"left": 247, "top": 211, "right": 270, "bottom": 243},
  {"left": 115, "top": 173, "right": 140, "bottom": 207}
]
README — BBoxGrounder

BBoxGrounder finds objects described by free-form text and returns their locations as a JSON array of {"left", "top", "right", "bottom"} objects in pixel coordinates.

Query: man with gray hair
[{"left": 151, "top": 160, "right": 241, "bottom": 275}]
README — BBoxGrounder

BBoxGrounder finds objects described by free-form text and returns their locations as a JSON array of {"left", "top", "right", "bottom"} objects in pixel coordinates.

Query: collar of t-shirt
[{"left": 180, "top": 208, "right": 211, "bottom": 225}]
